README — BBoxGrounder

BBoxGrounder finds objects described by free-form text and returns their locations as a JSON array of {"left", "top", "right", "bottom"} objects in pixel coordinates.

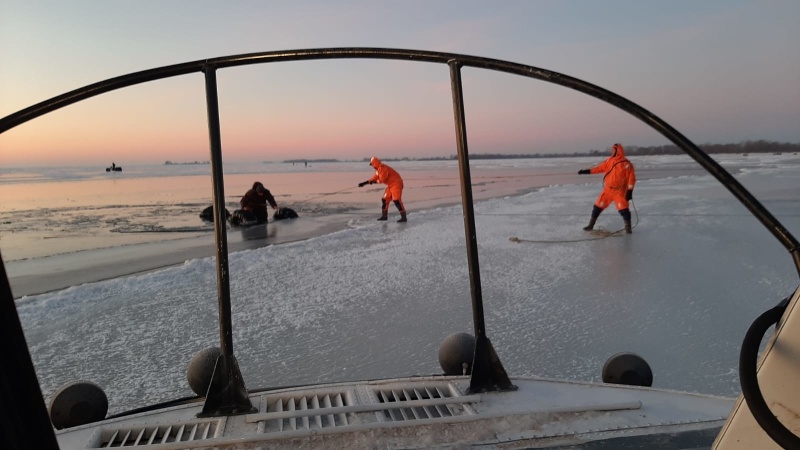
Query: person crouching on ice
[
  {"left": 240, "top": 181, "right": 278, "bottom": 224},
  {"left": 358, "top": 156, "right": 407, "bottom": 222},
  {"left": 577, "top": 143, "right": 636, "bottom": 234}
]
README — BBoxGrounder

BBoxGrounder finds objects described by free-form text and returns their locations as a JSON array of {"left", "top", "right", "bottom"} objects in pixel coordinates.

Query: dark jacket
[{"left": 240, "top": 182, "right": 277, "bottom": 223}]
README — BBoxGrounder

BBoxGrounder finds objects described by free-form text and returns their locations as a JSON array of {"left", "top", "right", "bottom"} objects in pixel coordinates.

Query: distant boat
[{"left": 105, "top": 164, "right": 122, "bottom": 172}]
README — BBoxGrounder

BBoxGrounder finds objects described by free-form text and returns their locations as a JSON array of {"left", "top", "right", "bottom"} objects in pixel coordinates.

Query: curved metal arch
[{"left": 2, "top": 47, "right": 797, "bottom": 272}]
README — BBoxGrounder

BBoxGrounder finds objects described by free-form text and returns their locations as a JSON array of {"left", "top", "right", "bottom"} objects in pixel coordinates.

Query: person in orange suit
[
  {"left": 240, "top": 181, "right": 278, "bottom": 224},
  {"left": 578, "top": 143, "right": 636, "bottom": 233},
  {"left": 358, "top": 156, "right": 407, "bottom": 222}
]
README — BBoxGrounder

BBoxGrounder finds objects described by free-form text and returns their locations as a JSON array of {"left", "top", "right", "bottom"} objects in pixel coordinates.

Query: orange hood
[
  {"left": 611, "top": 143, "right": 626, "bottom": 158},
  {"left": 370, "top": 156, "right": 382, "bottom": 169}
]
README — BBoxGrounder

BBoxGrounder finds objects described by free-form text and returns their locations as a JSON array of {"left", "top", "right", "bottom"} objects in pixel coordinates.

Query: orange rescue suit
[
  {"left": 368, "top": 157, "right": 404, "bottom": 208},
  {"left": 589, "top": 144, "right": 636, "bottom": 211}
]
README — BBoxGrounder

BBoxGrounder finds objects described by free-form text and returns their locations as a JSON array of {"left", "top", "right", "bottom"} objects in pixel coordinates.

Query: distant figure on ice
[
  {"left": 240, "top": 181, "right": 278, "bottom": 224},
  {"left": 358, "top": 156, "right": 407, "bottom": 222},
  {"left": 577, "top": 143, "right": 636, "bottom": 234}
]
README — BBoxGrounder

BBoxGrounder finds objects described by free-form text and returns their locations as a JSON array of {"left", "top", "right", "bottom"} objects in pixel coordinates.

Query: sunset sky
[{"left": 1, "top": 1, "right": 798, "bottom": 166}]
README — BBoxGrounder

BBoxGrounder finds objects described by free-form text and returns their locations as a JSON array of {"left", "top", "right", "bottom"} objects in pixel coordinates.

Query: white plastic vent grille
[
  {"left": 258, "top": 391, "right": 351, "bottom": 433},
  {"left": 97, "top": 420, "right": 222, "bottom": 447},
  {"left": 374, "top": 384, "right": 472, "bottom": 422}
]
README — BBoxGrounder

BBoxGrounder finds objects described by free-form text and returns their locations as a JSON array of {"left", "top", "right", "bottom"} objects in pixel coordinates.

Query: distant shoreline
[
  {"left": 278, "top": 140, "right": 800, "bottom": 164},
  {"left": 164, "top": 160, "right": 209, "bottom": 165}
]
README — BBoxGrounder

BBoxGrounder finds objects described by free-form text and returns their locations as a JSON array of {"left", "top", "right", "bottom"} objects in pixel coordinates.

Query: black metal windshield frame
[
  {"left": 2, "top": 47, "right": 799, "bottom": 446},
  {"left": 3, "top": 48, "right": 797, "bottom": 269}
]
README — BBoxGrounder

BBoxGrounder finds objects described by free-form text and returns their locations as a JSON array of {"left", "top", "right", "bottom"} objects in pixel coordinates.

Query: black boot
[
  {"left": 397, "top": 211, "right": 407, "bottom": 223},
  {"left": 585, "top": 206, "right": 602, "bottom": 231},
  {"left": 583, "top": 217, "right": 597, "bottom": 231},
  {"left": 619, "top": 208, "right": 632, "bottom": 234},
  {"left": 377, "top": 210, "right": 388, "bottom": 221}
]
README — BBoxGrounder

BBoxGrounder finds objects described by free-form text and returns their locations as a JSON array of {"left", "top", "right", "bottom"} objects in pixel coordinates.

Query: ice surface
[{"left": 14, "top": 154, "right": 800, "bottom": 414}]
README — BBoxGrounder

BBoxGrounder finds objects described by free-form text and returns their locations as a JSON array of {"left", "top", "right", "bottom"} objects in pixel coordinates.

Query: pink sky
[{"left": 1, "top": 1, "right": 799, "bottom": 167}]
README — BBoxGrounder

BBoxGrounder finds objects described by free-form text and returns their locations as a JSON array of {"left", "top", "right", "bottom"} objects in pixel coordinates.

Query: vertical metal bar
[
  {"left": 448, "top": 60, "right": 515, "bottom": 394},
  {"left": 199, "top": 65, "right": 256, "bottom": 417},
  {"left": 447, "top": 60, "right": 486, "bottom": 338},
  {"left": 204, "top": 66, "right": 235, "bottom": 357}
]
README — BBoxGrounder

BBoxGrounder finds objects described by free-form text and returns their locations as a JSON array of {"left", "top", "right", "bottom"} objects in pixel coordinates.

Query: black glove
[
  {"left": 626, "top": 189, "right": 633, "bottom": 201},
  {"left": 578, "top": 169, "right": 590, "bottom": 175},
  {"left": 358, "top": 181, "right": 367, "bottom": 187}
]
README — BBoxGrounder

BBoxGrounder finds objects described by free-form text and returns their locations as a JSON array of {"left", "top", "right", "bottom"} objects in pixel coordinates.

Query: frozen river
[{"left": 12, "top": 153, "right": 800, "bottom": 414}]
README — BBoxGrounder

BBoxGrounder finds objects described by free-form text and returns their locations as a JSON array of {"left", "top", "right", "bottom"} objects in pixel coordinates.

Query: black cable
[{"left": 739, "top": 296, "right": 799, "bottom": 449}]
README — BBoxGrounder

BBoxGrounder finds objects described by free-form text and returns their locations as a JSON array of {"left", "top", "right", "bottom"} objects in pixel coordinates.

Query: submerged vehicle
[{"left": 2, "top": 48, "right": 799, "bottom": 449}]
